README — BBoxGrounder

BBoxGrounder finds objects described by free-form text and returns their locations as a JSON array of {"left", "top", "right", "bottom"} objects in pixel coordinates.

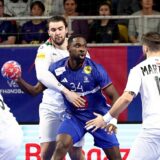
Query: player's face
[
  {"left": 48, "top": 21, "right": 68, "bottom": 46},
  {"left": 68, "top": 37, "right": 87, "bottom": 63},
  {"left": 141, "top": 0, "right": 153, "bottom": 9}
]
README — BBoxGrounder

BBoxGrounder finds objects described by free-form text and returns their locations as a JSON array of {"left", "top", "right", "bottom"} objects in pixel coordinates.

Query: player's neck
[
  {"left": 147, "top": 52, "right": 160, "bottom": 58},
  {"left": 68, "top": 59, "right": 83, "bottom": 70}
]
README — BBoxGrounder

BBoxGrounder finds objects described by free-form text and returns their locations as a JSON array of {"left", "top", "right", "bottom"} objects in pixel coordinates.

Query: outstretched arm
[
  {"left": 16, "top": 77, "right": 46, "bottom": 96},
  {"left": 106, "top": 91, "right": 134, "bottom": 118},
  {"left": 85, "top": 91, "right": 134, "bottom": 131},
  {"left": 36, "top": 69, "right": 86, "bottom": 107},
  {"left": 35, "top": 47, "right": 92, "bottom": 107}
]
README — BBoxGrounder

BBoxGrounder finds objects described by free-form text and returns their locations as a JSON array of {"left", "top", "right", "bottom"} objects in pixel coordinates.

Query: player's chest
[{"left": 59, "top": 69, "right": 96, "bottom": 92}]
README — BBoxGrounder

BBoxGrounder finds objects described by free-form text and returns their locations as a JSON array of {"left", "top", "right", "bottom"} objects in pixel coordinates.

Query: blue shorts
[{"left": 58, "top": 115, "right": 119, "bottom": 149}]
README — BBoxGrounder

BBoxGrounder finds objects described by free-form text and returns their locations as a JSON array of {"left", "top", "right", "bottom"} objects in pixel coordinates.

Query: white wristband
[
  {"left": 57, "top": 82, "right": 65, "bottom": 92},
  {"left": 109, "top": 118, "right": 117, "bottom": 127},
  {"left": 103, "top": 112, "right": 114, "bottom": 123}
]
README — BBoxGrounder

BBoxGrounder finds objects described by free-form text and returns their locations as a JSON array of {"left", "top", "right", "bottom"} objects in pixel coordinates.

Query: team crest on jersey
[
  {"left": 84, "top": 66, "right": 92, "bottom": 74},
  {"left": 36, "top": 53, "right": 45, "bottom": 59}
]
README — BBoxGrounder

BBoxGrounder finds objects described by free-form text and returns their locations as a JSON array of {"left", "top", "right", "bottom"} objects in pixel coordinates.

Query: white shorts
[
  {"left": 128, "top": 128, "right": 160, "bottom": 160},
  {"left": 0, "top": 123, "right": 23, "bottom": 160},
  {"left": 39, "top": 104, "right": 84, "bottom": 147}
]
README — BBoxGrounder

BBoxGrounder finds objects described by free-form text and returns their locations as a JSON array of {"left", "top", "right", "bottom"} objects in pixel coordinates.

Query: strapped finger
[
  {"left": 85, "top": 125, "right": 94, "bottom": 130},
  {"left": 92, "top": 126, "right": 98, "bottom": 132}
]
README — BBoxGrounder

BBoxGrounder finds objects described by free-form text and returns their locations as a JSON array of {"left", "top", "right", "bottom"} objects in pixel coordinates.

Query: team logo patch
[
  {"left": 84, "top": 66, "right": 92, "bottom": 74},
  {"left": 36, "top": 53, "right": 45, "bottom": 59}
]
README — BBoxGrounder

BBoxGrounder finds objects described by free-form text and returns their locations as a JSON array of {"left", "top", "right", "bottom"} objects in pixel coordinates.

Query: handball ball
[{"left": 1, "top": 60, "right": 21, "bottom": 80}]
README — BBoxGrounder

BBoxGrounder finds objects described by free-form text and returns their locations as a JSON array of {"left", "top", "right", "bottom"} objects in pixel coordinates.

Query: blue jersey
[
  {"left": 0, "top": 20, "right": 17, "bottom": 43},
  {"left": 49, "top": 57, "right": 112, "bottom": 122},
  {"left": 49, "top": 58, "right": 119, "bottom": 148},
  {"left": 21, "top": 20, "right": 48, "bottom": 44}
]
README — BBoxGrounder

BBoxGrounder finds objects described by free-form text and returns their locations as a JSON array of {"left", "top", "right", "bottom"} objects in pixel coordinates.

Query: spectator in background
[
  {"left": 4, "top": 0, "right": 30, "bottom": 17},
  {"left": 128, "top": 0, "right": 160, "bottom": 43},
  {"left": 88, "top": 1, "right": 120, "bottom": 43},
  {"left": 117, "top": 0, "right": 140, "bottom": 26},
  {"left": 0, "top": 0, "right": 17, "bottom": 44},
  {"left": 41, "top": 0, "right": 64, "bottom": 16},
  {"left": 63, "top": 0, "right": 89, "bottom": 40},
  {"left": 76, "top": 0, "right": 104, "bottom": 15},
  {"left": 20, "top": 0, "right": 48, "bottom": 44},
  {"left": 153, "top": 0, "right": 160, "bottom": 12},
  {"left": 4, "top": 0, "right": 31, "bottom": 26}
]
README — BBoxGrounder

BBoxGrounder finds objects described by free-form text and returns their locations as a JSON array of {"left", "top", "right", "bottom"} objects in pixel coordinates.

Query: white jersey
[
  {"left": 125, "top": 56, "right": 160, "bottom": 129},
  {"left": 35, "top": 39, "right": 69, "bottom": 112},
  {"left": 0, "top": 94, "right": 19, "bottom": 135},
  {"left": 0, "top": 94, "right": 23, "bottom": 159}
]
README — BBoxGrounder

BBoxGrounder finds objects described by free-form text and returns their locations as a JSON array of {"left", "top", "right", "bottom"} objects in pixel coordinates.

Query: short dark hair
[
  {"left": 30, "top": 1, "right": 45, "bottom": 13},
  {"left": 68, "top": 34, "right": 86, "bottom": 45},
  {"left": 48, "top": 16, "right": 68, "bottom": 28},
  {"left": 142, "top": 32, "right": 160, "bottom": 52}
]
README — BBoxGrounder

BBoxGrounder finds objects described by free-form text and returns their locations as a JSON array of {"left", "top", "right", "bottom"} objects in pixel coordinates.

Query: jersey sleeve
[
  {"left": 125, "top": 66, "right": 142, "bottom": 96},
  {"left": 35, "top": 44, "right": 64, "bottom": 91},
  {"left": 95, "top": 64, "right": 112, "bottom": 89}
]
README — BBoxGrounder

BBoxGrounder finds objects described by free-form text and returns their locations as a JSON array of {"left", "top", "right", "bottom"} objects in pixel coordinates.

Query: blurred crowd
[{"left": 0, "top": 0, "right": 160, "bottom": 44}]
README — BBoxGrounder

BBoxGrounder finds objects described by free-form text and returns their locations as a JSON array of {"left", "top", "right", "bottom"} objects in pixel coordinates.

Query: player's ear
[{"left": 142, "top": 45, "right": 148, "bottom": 55}]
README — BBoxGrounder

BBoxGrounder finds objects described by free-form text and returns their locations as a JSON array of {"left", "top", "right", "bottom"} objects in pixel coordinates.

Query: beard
[
  {"left": 74, "top": 54, "right": 86, "bottom": 64},
  {"left": 53, "top": 36, "right": 65, "bottom": 46}
]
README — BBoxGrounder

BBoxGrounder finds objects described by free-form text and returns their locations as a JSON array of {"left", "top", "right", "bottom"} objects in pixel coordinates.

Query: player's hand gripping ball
[{"left": 1, "top": 60, "right": 21, "bottom": 80}]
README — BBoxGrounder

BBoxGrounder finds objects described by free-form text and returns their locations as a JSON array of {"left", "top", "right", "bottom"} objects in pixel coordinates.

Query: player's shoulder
[
  {"left": 84, "top": 58, "right": 106, "bottom": 75},
  {"left": 49, "top": 57, "right": 68, "bottom": 73},
  {"left": 37, "top": 39, "right": 54, "bottom": 53},
  {"left": 86, "top": 58, "right": 104, "bottom": 69},
  {"left": 51, "top": 57, "right": 68, "bottom": 68},
  {"left": 133, "top": 57, "right": 151, "bottom": 70}
]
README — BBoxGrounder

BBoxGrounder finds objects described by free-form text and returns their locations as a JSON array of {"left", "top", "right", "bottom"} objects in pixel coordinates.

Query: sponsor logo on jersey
[
  {"left": 55, "top": 67, "right": 66, "bottom": 76},
  {"left": 84, "top": 76, "right": 89, "bottom": 83},
  {"left": 36, "top": 53, "right": 45, "bottom": 59},
  {"left": 52, "top": 52, "right": 57, "bottom": 55},
  {"left": 84, "top": 66, "right": 92, "bottom": 74}
]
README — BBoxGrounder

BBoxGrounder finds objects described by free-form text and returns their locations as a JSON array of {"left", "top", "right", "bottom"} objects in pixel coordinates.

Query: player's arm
[
  {"left": 16, "top": 77, "right": 46, "bottom": 96},
  {"left": 102, "top": 83, "right": 119, "bottom": 106},
  {"left": 85, "top": 91, "right": 135, "bottom": 132},
  {"left": 106, "top": 91, "right": 134, "bottom": 119},
  {"left": 35, "top": 49, "right": 85, "bottom": 107},
  {"left": 85, "top": 84, "right": 119, "bottom": 132},
  {"left": 36, "top": 63, "right": 86, "bottom": 107}
]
